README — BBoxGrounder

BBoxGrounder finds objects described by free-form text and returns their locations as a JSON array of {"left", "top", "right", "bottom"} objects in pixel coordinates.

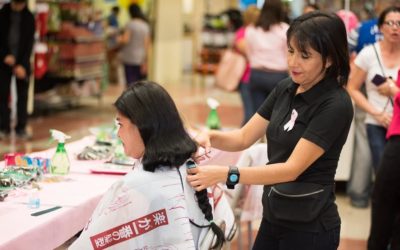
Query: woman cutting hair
[{"left": 188, "top": 11, "right": 353, "bottom": 250}]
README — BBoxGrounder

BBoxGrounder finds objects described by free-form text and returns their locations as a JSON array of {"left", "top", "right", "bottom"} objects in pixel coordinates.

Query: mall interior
[{"left": 1, "top": 0, "right": 397, "bottom": 249}]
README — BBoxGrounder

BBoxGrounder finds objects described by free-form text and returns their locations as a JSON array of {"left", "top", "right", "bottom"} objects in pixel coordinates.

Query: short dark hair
[
  {"left": 256, "top": 0, "right": 285, "bottom": 31},
  {"left": 287, "top": 11, "right": 350, "bottom": 86},
  {"left": 128, "top": 3, "right": 147, "bottom": 22},
  {"left": 12, "top": 0, "right": 27, "bottom": 3},
  {"left": 378, "top": 6, "right": 400, "bottom": 28},
  {"left": 114, "top": 81, "right": 225, "bottom": 248},
  {"left": 224, "top": 9, "right": 243, "bottom": 31},
  {"left": 114, "top": 81, "right": 197, "bottom": 171},
  {"left": 111, "top": 6, "right": 120, "bottom": 14}
]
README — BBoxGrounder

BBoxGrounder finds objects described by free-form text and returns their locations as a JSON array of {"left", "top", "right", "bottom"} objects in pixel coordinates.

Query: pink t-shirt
[
  {"left": 245, "top": 23, "right": 289, "bottom": 71},
  {"left": 234, "top": 27, "right": 250, "bottom": 84}
]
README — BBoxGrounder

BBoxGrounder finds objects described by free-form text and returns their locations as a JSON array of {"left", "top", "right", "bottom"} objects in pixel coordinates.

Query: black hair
[
  {"left": 111, "top": 6, "right": 120, "bottom": 14},
  {"left": 287, "top": 11, "right": 350, "bottom": 86},
  {"left": 378, "top": 6, "right": 400, "bottom": 28},
  {"left": 224, "top": 9, "right": 243, "bottom": 31},
  {"left": 255, "top": 0, "right": 285, "bottom": 31},
  {"left": 114, "top": 81, "right": 225, "bottom": 248},
  {"left": 12, "top": 0, "right": 27, "bottom": 3},
  {"left": 115, "top": 81, "right": 196, "bottom": 171},
  {"left": 128, "top": 3, "right": 147, "bottom": 22}
]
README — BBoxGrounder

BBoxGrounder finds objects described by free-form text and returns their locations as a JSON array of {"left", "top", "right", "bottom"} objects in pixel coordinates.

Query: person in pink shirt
[
  {"left": 231, "top": 5, "right": 260, "bottom": 125},
  {"left": 244, "top": 0, "right": 289, "bottom": 113},
  {"left": 369, "top": 69, "right": 400, "bottom": 250}
]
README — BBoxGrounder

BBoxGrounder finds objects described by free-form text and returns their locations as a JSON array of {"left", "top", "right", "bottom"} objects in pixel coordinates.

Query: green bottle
[
  {"left": 206, "top": 108, "right": 221, "bottom": 130},
  {"left": 49, "top": 129, "right": 71, "bottom": 175},
  {"left": 51, "top": 142, "right": 70, "bottom": 175}
]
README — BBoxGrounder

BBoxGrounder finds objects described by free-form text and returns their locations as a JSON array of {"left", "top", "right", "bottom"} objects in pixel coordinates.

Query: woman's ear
[{"left": 325, "top": 57, "right": 332, "bottom": 68}]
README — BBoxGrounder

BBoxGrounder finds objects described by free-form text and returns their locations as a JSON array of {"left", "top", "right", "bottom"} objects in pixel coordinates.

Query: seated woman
[{"left": 70, "top": 81, "right": 231, "bottom": 249}]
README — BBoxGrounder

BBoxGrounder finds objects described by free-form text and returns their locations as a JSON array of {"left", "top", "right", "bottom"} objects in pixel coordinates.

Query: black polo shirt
[
  {"left": 258, "top": 77, "right": 354, "bottom": 185},
  {"left": 258, "top": 77, "right": 353, "bottom": 232}
]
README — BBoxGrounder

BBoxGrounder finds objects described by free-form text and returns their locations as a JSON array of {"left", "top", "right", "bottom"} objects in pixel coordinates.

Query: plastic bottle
[
  {"left": 206, "top": 108, "right": 221, "bottom": 130},
  {"left": 50, "top": 129, "right": 71, "bottom": 175},
  {"left": 206, "top": 98, "right": 221, "bottom": 130},
  {"left": 28, "top": 189, "right": 40, "bottom": 209}
]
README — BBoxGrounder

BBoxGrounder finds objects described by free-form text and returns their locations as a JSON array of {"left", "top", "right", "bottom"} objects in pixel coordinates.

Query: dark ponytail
[{"left": 194, "top": 189, "right": 225, "bottom": 249}]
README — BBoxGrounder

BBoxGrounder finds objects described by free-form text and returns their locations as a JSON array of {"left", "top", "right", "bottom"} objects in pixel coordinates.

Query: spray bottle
[
  {"left": 50, "top": 129, "right": 71, "bottom": 175},
  {"left": 206, "top": 98, "right": 221, "bottom": 130}
]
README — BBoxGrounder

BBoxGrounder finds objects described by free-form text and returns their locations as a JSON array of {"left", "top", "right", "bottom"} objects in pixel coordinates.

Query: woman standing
[
  {"left": 188, "top": 11, "right": 353, "bottom": 250},
  {"left": 230, "top": 5, "right": 260, "bottom": 125},
  {"left": 347, "top": 6, "right": 400, "bottom": 172},
  {"left": 369, "top": 83, "right": 400, "bottom": 250},
  {"left": 244, "top": 0, "right": 289, "bottom": 113},
  {"left": 118, "top": 4, "right": 151, "bottom": 87}
]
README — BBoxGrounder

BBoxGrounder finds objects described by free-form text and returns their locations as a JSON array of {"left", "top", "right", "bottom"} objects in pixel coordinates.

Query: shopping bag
[{"left": 215, "top": 49, "right": 246, "bottom": 92}]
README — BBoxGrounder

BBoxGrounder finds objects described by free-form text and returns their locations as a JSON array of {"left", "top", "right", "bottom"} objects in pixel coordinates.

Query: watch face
[{"left": 229, "top": 174, "right": 238, "bottom": 182}]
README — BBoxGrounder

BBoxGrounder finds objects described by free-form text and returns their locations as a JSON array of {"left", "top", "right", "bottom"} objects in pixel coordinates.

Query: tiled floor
[{"left": 0, "top": 74, "right": 370, "bottom": 249}]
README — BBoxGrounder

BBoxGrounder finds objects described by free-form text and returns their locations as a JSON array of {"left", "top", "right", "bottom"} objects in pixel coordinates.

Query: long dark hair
[
  {"left": 114, "top": 81, "right": 225, "bottom": 248},
  {"left": 287, "top": 11, "right": 350, "bottom": 86},
  {"left": 255, "top": 0, "right": 285, "bottom": 31}
]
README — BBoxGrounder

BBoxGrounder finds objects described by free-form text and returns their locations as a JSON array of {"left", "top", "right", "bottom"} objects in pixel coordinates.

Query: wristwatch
[{"left": 226, "top": 166, "right": 240, "bottom": 189}]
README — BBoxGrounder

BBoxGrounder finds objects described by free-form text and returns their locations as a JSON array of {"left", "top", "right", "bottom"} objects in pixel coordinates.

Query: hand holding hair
[{"left": 186, "top": 165, "right": 229, "bottom": 192}]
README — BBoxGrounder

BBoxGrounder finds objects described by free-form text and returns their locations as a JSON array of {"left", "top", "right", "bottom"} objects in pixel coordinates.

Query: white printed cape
[{"left": 70, "top": 163, "right": 235, "bottom": 250}]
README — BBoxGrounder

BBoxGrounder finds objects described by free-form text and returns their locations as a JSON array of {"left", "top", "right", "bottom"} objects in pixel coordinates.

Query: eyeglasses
[{"left": 384, "top": 20, "right": 400, "bottom": 28}]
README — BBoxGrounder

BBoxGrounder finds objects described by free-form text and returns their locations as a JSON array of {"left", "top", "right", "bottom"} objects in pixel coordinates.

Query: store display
[
  {"left": 34, "top": 0, "right": 106, "bottom": 113},
  {"left": 195, "top": 12, "right": 234, "bottom": 75}
]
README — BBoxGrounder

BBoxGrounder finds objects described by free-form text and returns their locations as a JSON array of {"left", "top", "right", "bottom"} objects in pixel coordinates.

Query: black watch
[{"left": 226, "top": 166, "right": 240, "bottom": 189}]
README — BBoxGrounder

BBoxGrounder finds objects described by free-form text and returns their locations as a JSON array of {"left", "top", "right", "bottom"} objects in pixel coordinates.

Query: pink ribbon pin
[{"left": 283, "top": 109, "right": 298, "bottom": 132}]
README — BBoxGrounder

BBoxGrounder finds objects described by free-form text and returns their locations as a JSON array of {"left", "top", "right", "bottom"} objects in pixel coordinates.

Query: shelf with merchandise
[{"left": 33, "top": 0, "right": 106, "bottom": 114}]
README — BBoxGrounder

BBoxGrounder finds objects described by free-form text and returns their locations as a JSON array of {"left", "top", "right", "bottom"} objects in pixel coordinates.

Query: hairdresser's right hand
[
  {"left": 4, "top": 55, "right": 15, "bottom": 66},
  {"left": 193, "top": 129, "right": 212, "bottom": 161}
]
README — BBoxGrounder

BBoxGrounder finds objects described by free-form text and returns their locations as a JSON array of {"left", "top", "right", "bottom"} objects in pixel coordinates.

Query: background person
[
  {"left": 345, "top": 0, "right": 398, "bottom": 208},
  {"left": 118, "top": 4, "right": 150, "bottom": 87},
  {"left": 244, "top": 0, "right": 289, "bottom": 114},
  {"left": 105, "top": 6, "right": 121, "bottom": 84},
  {"left": 347, "top": 6, "right": 400, "bottom": 175},
  {"left": 227, "top": 6, "right": 259, "bottom": 125},
  {"left": 188, "top": 11, "right": 353, "bottom": 250},
  {"left": 368, "top": 83, "right": 400, "bottom": 250},
  {"left": 0, "top": 0, "right": 35, "bottom": 140}
]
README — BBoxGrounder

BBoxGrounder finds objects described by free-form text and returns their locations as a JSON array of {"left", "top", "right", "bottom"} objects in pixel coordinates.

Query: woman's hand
[
  {"left": 377, "top": 78, "right": 397, "bottom": 97},
  {"left": 372, "top": 112, "right": 392, "bottom": 128},
  {"left": 186, "top": 165, "right": 229, "bottom": 191},
  {"left": 193, "top": 129, "right": 212, "bottom": 159}
]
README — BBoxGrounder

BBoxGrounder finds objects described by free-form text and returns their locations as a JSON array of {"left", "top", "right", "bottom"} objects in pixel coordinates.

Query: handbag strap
[
  {"left": 372, "top": 44, "right": 394, "bottom": 107},
  {"left": 372, "top": 43, "right": 386, "bottom": 77}
]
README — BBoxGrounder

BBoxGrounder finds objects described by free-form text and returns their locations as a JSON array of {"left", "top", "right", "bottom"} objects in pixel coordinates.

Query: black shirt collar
[{"left": 286, "top": 77, "right": 339, "bottom": 104}]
